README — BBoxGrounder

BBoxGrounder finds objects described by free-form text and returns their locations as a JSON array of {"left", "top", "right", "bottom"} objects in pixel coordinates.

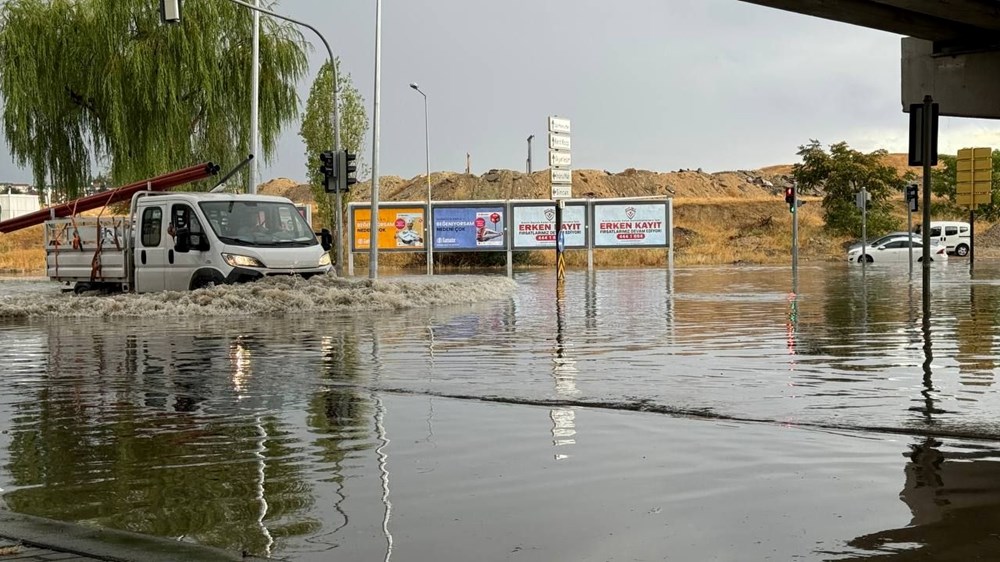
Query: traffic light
[
  {"left": 784, "top": 187, "right": 795, "bottom": 212},
  {"left": 336, "top": 150, "right": 358, "bottom": 192},
  {"left": 906, "top": 183, "right": 919, "bottom": 212},
  {"left": 319, "top": 151, "right": 336, "bottom": 193}
]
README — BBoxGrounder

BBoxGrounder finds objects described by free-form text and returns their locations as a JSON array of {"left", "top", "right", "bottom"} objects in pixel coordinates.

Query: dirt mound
[
  {"left": 341, "top": 167, "right": 789, "bottom": 203},
  {"left": 256, "top": 152, "right": 939, "bottom": 207},
  {"left": 760, "top": 153, "right": 942, "bottom": 180},
  {"left": 258, "top": 177, "right": 314, "bottom": 204},
  {"left": 977, "top": 222, "right": 1000, "bottom": 247}
]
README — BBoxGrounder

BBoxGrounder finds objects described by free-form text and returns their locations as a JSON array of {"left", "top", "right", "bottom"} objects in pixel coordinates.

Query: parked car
[
  {"left": 914, "top": 221, "right": 972, "bottom": 256},
  {"left": 847, "top": 232, "right": 911, "bottom": 251},
  {"left": 847, "top": 235, "right": 948, "bottom": 263}
]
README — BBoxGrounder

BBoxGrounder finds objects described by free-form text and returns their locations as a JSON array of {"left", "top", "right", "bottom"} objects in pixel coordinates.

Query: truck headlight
[
  {"left": 223, "top": 253, "right": 266, "bottom": 268},
  {"left": 318, "top": 252, "right": 332, "bottom": 267}
]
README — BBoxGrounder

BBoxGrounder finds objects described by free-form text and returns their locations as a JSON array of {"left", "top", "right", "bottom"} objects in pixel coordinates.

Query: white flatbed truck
[{"left": 46, "top": 191, "right": 332, "bottom": 293}]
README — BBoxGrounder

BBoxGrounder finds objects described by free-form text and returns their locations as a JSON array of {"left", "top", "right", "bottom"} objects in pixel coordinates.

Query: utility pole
[
  {"left": 861, "top": 185, "right": 868, "bottom": 270},
  {"left": 249, "top": 0, "right": 259, "bottom": 194},
  {"left": 369, "top": 0, "right": 383, "bottom": 279},
  {"left": 527, "top": 135, "right": 534, "bottom": 174}
]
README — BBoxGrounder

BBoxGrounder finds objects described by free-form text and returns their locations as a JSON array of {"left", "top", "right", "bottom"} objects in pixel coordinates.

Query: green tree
[
  {"left": 0, "top": 0, "right": 308, "bottom": 198},
  {"left": 792, "top": 140, "right": 911, "bottom": 237},
  {"left": 298, "top": 59, "right": 368, "bottom": 228},
  {"left": 931, "top": 150, "right": 1000, "bottom": 220}
]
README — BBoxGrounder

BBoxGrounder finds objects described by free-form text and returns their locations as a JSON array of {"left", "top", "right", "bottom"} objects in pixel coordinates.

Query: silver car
[{"left": 847, "top": 234, "right": 948, "bottom": 263}]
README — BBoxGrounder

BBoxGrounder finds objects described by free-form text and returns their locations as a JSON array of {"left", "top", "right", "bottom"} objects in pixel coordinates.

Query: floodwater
[{"left": 3, "top": 263, "right": 1000, "bottom": 561}]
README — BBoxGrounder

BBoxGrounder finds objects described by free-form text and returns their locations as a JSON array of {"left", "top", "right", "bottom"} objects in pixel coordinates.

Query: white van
[
  {"left": 914, "top": 221, "right": 972, "bottom": 257},
  {"left": 45, "top": 191, "right": 333, "bottom": 293}
]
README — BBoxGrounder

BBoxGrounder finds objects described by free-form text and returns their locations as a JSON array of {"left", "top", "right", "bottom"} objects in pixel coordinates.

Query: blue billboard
[{"left": 432, "top": 205, "right": 507, "bottom": 251}]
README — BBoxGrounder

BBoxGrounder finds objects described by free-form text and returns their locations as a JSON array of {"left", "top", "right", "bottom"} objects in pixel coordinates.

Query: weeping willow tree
[
  {"left": 0, "top": 0, "right": 308, "bottom": 199},
  {"left": 298, "top": 59, "right": 368, "bottom": 228}
]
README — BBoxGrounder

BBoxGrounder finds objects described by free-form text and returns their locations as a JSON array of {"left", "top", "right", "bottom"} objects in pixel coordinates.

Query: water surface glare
[{"left": 3, "top": 263, "right": 1000, "bottom": 560}]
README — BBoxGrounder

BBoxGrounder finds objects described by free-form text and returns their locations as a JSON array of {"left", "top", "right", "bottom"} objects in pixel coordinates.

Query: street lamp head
[{"left": 409, "top": 82, "right": 419, "bottom": 90}]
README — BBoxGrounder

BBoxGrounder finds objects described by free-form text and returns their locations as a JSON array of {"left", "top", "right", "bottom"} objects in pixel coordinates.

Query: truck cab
[{"left": 133, "top": 193, "right": 331, "bottom": 292}]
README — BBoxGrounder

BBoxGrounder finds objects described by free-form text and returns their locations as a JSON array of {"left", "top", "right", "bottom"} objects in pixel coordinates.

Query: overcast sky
[{"left": 2, "top": 0, "right": 999, "bottom": 185}]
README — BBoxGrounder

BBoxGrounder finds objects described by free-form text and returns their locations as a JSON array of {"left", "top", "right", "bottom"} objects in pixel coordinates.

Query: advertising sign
[
  {"left": 511, "top": 203, "right": 587, "bottom": 249},
  {"left": 352, "top": 206, "right": 426, "bottom": 251},
  {"left": 432, "top": 205, "right": 507, "bottom": 251},
  {"left": 593, "top": 202, "right": 669, "bottom": 248}
]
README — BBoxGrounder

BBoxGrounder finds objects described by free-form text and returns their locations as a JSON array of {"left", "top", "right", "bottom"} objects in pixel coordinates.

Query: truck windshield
[{"left": 199, "top": 201, "right": 318, "bottom": 247}]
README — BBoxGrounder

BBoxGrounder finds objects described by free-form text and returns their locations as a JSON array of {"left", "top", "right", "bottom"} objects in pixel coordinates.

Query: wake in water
[{"left": 0, "top": 274, "right": 517, "bottom": 318}]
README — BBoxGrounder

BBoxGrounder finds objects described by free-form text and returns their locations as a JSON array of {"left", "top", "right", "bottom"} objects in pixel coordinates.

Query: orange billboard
[{"left": 351, "top": 206, "right": 427, "bottom": 251}]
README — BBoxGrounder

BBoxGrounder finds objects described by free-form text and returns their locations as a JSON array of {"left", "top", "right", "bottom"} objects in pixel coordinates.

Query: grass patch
[{"left": 0, "top": 226, "right": 45, "bottom": 273}]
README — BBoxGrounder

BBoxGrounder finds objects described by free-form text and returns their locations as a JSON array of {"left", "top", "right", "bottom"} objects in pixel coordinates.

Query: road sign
[
  {"left": 551, "top": 184, "right": 572, "bottom": 199},
  {"left": 549, "top": 132, "right": 571, "bottom": 151},
  {"left": 551, "top": 169, "right": 571, "bottom": 183},
  {"left": 550, "top": 152, "right": 571, "bottom": 167},
  {"left": 549, "top": 116, "right": 571, "bottom": 200},
  {"left": 908, "top": 102, "right": 939, "bottom": 166},
  {"left": 957, "top": 147, "right": 993, "bottom": 207},
  {"left": 548, "top": 116, "right": 571, "bottom": 134}
]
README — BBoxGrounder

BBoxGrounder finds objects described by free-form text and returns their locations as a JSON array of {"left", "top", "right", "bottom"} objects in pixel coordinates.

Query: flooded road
[{"left": 3, "top": 263, "right": 1000, "bottom": 560}]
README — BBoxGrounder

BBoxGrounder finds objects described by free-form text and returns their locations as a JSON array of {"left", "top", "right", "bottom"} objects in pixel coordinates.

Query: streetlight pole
[
  {"left": 370, "top": 0, "right": 382, "bottom": 280},
  {"left": 249, "top": 0, "right": 259, "bottom": 194},
  {"left": 527, "top": 135, "right": 534, "bottom": 174},
  {"left": 222, "top": 0, "right": 343, "bottom": 274},
  {"left": 409, "top": 83, "right": 432, "bottom": 275}
]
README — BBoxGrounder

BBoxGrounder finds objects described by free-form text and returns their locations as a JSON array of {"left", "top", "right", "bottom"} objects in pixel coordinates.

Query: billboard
[
  {"left": 592, "top": 201, "right": 670, "bottom": 248},
  {"left": 351, "top": 205, "right": 427, "bottom": 252},
  {"left": 511, "top": 203, "right": 587, "bottom": 249},
  {"left": 432, "top": 204, "right": 507, "bottom": 251}
]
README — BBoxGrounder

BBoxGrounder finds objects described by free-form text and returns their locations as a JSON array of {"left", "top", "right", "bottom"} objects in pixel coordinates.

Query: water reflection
[
  {"left": 956, "top": 280, "right": 997, "bottom": 386},
  {"left": 4, "top": 265, "right": 1000, "bottom": 560},
  {"left": 551, "top": 280, "right": 577, "bottom": 459},
  {"left": 845, "top": 437, "right": 1000, "bottom": 560}
]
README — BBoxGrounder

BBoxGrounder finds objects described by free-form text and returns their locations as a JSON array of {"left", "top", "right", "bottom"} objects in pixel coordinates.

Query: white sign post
[{"left": 548, "top": 116, "right": 571, "bottom": 200}]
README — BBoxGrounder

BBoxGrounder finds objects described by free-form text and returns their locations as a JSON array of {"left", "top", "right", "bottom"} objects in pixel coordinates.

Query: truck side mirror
[
  {"left": 175, "top": 227, "right": 191, "bottom": 252},
  {"left": 319, "top": 228, "right": 332, "bottom": 251},
  {"left": 194, "top": 233, "right": 210, "bottom": 251}
]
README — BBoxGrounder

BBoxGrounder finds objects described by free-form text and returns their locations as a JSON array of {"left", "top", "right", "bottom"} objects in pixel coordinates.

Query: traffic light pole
[
  {"left": 791, "top": 185, "right": 798, "bottom": 273},
  {"left": 907, "top": 192, "right": 913, "bottom": 277},
  {"left": 224, "top": 0, "right": 343, "bottom": 274},
  {"left": 920, "top": 95, "right": 933, "bottom": 322}
]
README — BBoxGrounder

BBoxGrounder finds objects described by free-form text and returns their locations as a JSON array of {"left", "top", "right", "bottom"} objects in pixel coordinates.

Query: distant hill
[{"left": 260, "top": 153, "right": 938, "bottom": 208}]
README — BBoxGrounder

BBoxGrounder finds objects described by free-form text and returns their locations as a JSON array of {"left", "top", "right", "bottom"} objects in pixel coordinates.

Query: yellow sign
[
  {"left": 352, "top": 207, "right": 426, "bottom": 251},
  {"left": 956, "top": 147, "right": 993, "bottom": 207}
]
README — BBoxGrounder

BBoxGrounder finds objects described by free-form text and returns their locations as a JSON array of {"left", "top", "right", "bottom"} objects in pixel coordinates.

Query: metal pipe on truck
[{"left": 0, "top": 162, "right": 220, "bottom": 233}]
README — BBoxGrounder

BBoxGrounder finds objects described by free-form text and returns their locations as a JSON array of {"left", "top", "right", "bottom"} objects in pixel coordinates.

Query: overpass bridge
[{"left": 739, "top": 0, "right": 1000, "bottom": 119}]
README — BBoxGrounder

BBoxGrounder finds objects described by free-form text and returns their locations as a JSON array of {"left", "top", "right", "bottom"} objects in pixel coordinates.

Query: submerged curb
[{"left": 0, "top": 510, "right": 276, "bottom": 561}]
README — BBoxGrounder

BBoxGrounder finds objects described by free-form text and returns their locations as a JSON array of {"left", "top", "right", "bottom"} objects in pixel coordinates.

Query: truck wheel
[
  {"left": 190, "top": 269, "right": 225, "bottom": 290},
  {"left": 955, "top": 244, "right": 970, "bottom": 257}
]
